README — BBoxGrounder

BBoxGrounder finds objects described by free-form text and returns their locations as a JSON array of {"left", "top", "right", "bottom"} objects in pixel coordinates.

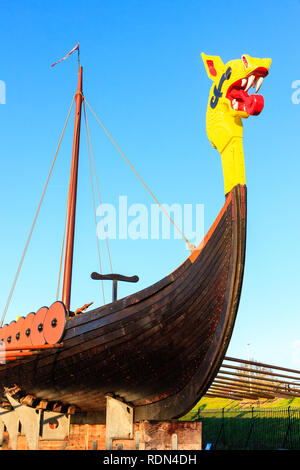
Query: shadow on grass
[{"left": 191, "top": 408, "right": 300, "bottom": 450}]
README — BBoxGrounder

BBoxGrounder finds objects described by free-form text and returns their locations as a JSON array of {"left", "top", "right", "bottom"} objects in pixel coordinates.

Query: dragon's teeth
[
  {"left": 241, "top": 78, "right": 247, "bottom": 88},
  {"left": 232, "top": 100, "right": 238, "bottom": 110},
  {"left": 255, "top": 76, "right": 264, "bottom": 93},
  {"left": 245, "top": 75, "right": 255, "bottom": 92}
]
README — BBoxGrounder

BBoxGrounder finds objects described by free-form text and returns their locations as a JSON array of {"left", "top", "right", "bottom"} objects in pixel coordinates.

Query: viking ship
[{"left": 0, "top": 51, "right": 271, "bottom": 422}]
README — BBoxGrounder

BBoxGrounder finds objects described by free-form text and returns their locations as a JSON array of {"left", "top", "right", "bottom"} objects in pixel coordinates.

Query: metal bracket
[
  {"left": 0, "top": 395, "right": 41, "bottom": 450},
  {"left": 0, "top": 394, "right": 70, "bottom": 450},
  {"left": 40, "top": 410, "right": 70, "bottom": 441},
  {"left": 0, "top": 419, "right": 4, "bottom": 447},
  {"left": 105, "top": 396, "right": 134, "bottom": 450},
  {"left": 0, "top": 406, "right": 20, "bottom": 450}
]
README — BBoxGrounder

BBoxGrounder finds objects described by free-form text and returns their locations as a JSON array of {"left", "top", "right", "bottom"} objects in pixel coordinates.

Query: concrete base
[
  {"left": 105, "top": 396, "right": 134, "bottom": 450},
  {"left": 0, "top": 394, "right": 70, "bottom": 450},
  {"left": 0, "top": 396, "right": 201, "bottom": 450},
  {"left": 138, "top": 420, "right": 202, "bottom": 450},
  {"left": 1, "top": 421, "right": 202, "bottom": 450}
]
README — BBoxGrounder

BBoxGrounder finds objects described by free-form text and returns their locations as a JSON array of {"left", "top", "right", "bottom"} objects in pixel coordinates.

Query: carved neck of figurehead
[{"left": 201, "top": 53, "right": 271, "bottom": 195}]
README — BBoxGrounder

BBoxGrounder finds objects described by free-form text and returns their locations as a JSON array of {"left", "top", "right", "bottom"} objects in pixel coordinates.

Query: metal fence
[{"left": 191, "top": 407, "right": 300, "bottom": 450}]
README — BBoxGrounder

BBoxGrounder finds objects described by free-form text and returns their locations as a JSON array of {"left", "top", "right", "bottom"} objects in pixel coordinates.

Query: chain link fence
[{"left": 190, "top": 407, "right": 300, "bottom": 450}]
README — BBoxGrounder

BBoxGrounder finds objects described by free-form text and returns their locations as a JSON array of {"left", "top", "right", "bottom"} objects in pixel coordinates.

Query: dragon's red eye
[
  {"left": 242, "top": 55, "right": 249, "bottom": 69},
  {"left": 206, "top": 60, "right": 217, "bottom": 77}
]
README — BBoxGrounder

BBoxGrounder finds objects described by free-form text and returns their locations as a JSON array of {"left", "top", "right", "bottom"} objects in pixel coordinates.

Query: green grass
[
  {"left": 180, "top": 397, "right": 300, "bottom": 449},
  {"left": 181, "top": 396, "right": 300, "bottom": 420}
]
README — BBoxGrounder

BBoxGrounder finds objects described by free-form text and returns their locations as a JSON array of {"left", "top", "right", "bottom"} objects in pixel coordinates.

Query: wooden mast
[{"left": 62, "top": 66, "right": 83, "bottom": 311}]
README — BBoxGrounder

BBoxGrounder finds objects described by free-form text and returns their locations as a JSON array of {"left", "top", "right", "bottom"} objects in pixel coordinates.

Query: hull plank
[{"left": 0, "top": 185, "right": 246, "bottom": 421}]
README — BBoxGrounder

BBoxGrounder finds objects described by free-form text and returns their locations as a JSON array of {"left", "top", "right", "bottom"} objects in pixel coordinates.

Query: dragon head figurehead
[
  {"left": 201, "top": 53, "right": 271, "bottom": 194},
  {"left": 201, "top": 53, "right": 272, "bottom": 150}
]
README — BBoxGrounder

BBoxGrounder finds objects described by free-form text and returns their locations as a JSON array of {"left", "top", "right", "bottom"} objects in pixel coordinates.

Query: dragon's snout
[
  {"left": 226, "top": 66, "right": 269, "bottom": 116},
  {"left": 201, "top": 53, "right": 271, "bottom": 118}
]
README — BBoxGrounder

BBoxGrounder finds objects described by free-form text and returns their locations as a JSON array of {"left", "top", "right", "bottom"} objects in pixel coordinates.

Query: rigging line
[
  {"left": 56, "top": 195, "right": 68, "bottom": 301},
  {"left": 83, "top": 100, "right": 113, "bottom": 274},
  {"left": 61, "top": 97, "right": 81, "bottom": 307},
  {"left": 0, "top": 95, "right": 75, "bottom": 328},
  {"left": 56, "top": 113, "right": 80, "bottom": 302},
  {"left": 56, "top": 109, "right": 79, "bottom": 301},
  {"left": 83, "top": 96, "right": 193, "bottom": 249},
  {"left": 83, "top": 101, "right": 106, "bottom": 305}
]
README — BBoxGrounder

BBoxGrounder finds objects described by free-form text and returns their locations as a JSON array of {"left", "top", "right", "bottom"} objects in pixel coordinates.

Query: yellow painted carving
[{"left": 201, "top": 53, "right": 271, "bottom": 194}]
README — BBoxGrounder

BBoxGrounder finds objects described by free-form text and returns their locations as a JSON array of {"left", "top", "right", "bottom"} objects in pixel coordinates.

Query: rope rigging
[
  {"left": 56, "top": 197, "right": 68, "bottom": 301},
  {"left": 1, "top": 88, "right": 194, "bottom": 326},
  {"left": 0, "top": 95, "right": 75, "bottom": 327},
  {"left": 83, "top": 101, "right": 113, "bottom": 274},
  {"left": 83, "top": 101, "right": 106, "bottom": 305},
  {"left": 82, "top": 96, "right": 194, "bottom": 250}
]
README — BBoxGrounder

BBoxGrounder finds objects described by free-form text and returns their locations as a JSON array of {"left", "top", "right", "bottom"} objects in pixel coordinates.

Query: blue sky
[{"left": 0, "top": 0, "right": 300, "bottom": 369}]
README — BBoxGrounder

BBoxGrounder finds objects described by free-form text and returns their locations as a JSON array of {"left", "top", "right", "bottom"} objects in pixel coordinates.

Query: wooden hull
[{"left": 0, "top": 184, "right": 247, "bottom": 422}]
